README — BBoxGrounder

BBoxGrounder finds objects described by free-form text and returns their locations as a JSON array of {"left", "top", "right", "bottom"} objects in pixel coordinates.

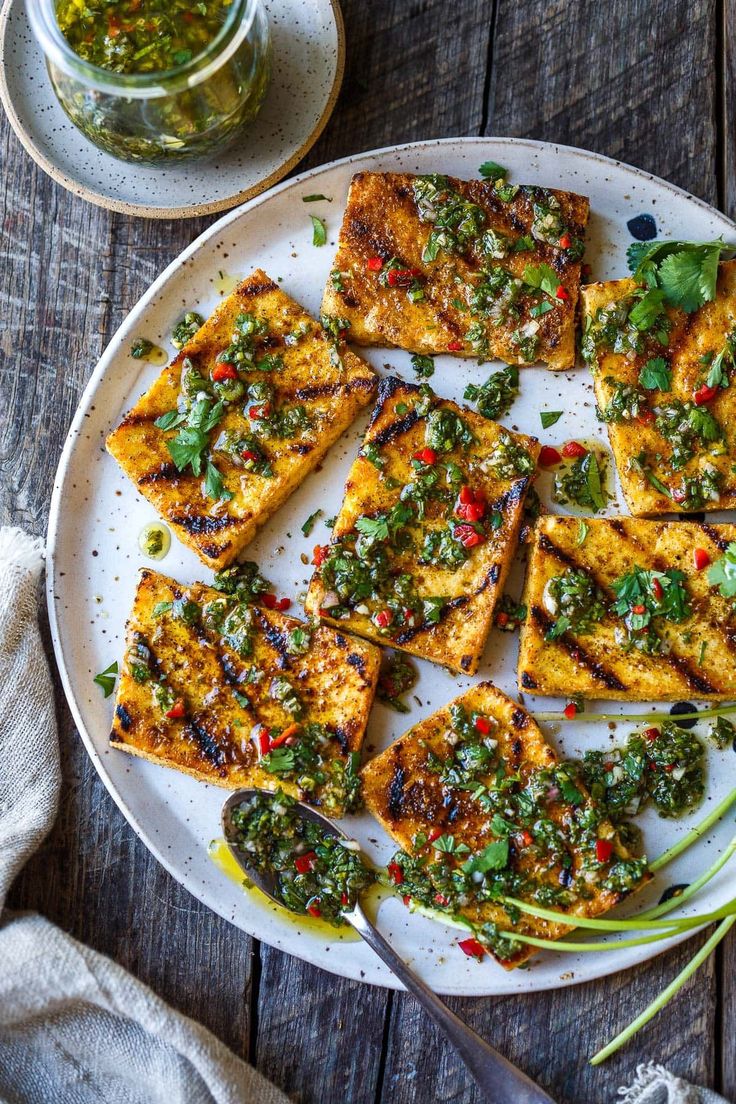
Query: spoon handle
[{"left": 346, "top": 906, "right": 557, "bottom": 1104}]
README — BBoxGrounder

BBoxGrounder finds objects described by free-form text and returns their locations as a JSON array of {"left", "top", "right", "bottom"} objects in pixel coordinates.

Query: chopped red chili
[
  {"left": 458, "top": 937, "right": 486, "bottom": 960},
  {"left": 474, "top": 716, "right": 492, "bottom": 734},
  {"left": 539, "top": 445, "right": 562, "bottom": 467},
  {"left": 367, "top": 256, "right": 383, "bottom": 272},
  {"left": 294, "top": 851, "right": 317, "bottom": 874},
  {"left": 555, "top": 285, "right": 570, "bottom": 301},
  {"left": 595, "top": 839, "right": 613, "bottom": 863},
  {"left": 693, "top": 384, "right": 719, "bottom": 406},
  {"left": 212, "top": 362, "right": 239, "bottom": 382},
  {"left": 694, "top": 548, "right": 711, "bottom": 570},
  {"left": 563, "top": 702, "right": 578, "bottom": 720},
  {"left": 561, "top": 440, "right": 588, "bottom": 459},
  {"left": 166, "top": 698, "right": 185, "bottom": 720}
]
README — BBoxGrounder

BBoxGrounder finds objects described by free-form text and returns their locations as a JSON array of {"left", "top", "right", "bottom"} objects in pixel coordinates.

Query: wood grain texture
[
  {"left": 1, "top": 0, "right": 733, "bottom": 1101},
  {"left": 486, "top": 0, "right": 719, "bottom": 205}
]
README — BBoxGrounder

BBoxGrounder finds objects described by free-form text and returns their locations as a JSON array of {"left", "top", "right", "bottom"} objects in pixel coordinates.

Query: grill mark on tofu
[
  {"left": 187, "top": 717, "right": 227, "bottom": 768},
  {"left": 138, "top": 462, "right": 180, "bottom": 485},
  {"left": 170, "top": 513, "right": 243, "bottom": 536},
  {"left": 387, "top": 760, "right": 407, "bottom": 820},
  {"left": 252, "top": 607, "right": 292, "bottom": 668},
  {"left": 659, "top": 654, "right": 718, "bottom": 695},
  {"left": 237, "top": 275, "right": 279, "bottom": 299},
  {"left": 369, "top": 408, "right": 421, "bottom": 450},
  {"left": 115, "top": 703, "right": 133, "bottom": 731},
  {"left": 530, "top": 605, "right": 628, "bottom": 691},
  {"left": 699, "top": 523, "right": 731, "bottom": 552}
]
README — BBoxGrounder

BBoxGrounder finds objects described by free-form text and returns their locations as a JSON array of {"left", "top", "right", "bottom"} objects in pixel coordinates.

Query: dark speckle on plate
[
  {"left": 627, "top": 213, "right": 657, "bottom": 241},
  {"left": 670, "top": 701, "right": 698, "bottom": 729}
]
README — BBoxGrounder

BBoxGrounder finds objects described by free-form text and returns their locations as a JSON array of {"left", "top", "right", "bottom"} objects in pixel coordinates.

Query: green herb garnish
[{"left": 94, "top": 661, "right": 118, "bottom": 698}]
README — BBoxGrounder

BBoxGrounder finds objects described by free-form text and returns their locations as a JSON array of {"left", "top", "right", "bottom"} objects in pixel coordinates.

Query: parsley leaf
[
  {"left": 204, "top": 460, "right": 232, "bottom": 501},
  {"left": 94, "top": 661, "right": 118, "bottom": 698},
  {"left": 310, "top": 215, "right": 327, "bottom": 247},
  {"left": 479, "top": 161, "right": 507, "bottom": 180},
  {"left": 540, "top": 410, "right": 563, "bottom": 429},
  {"left": 522, "top": 262, "right": 559, "bottom": 297},
  {"left": 627, "top": 239, "right": 736, "bottom": 313},
  {"left": 638, "top": 357, "right": 671, "bottom": 391},
  {"left": 410, "top": 353, "right": 435, "bottom": 379},
  {"left": 707, "top": 542, "right": 736, "bottom": 597},
  {"left": 462, "top": 838, "right": 509, "bottom": 874},
  {"left": 301, "top": 509, "right": 322, "bottom": 537}
]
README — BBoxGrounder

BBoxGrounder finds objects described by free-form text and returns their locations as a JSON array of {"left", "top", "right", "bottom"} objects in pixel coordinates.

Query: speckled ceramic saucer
[{"left": 0, "top": 0, "right": 344, "bottom": 217}]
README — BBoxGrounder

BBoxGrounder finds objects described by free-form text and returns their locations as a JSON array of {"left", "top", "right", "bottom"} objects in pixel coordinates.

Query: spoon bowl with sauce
[{"left": 221, "top": 788, "right": 557, "bottom": 1104}]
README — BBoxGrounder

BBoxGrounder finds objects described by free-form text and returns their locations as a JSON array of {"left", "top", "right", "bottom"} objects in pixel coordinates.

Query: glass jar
[{"left": 26, "top": 0, "right": 270, "bottom": 165}]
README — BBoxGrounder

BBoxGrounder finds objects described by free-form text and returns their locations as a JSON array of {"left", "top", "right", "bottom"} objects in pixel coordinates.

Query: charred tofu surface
[
  {"left": 320, "top": 171, "right": 589, "bottom": 369},
  {"left": 518, "top": 516, "right": 736, "bottom": 700},
  {"left": 304, "top": 377, "right": 540, "bottom": 674},
  {"left": 110, "top": 569, "right": 381, "bottom": 816},
  {"left": 361, "top": 682, "right": 648, "bottom": 968},
  {"left": 582, "top": 263, "right": 736, "bottom": 514},
  {"left": 106, "top": 270, "right": 376, "bottom": 570}
]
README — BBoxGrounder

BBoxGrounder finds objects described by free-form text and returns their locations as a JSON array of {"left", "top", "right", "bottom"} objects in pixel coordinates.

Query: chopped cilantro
[
  {"left": 310, "top": 215, "right": 327, "bottom": 246},
  {"left": 93, "top": 661, "right": 118, "bottom": 698}
]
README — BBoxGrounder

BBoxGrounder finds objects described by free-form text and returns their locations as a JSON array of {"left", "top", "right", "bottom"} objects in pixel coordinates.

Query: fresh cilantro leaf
[
  {"left": 540, "top": 410, "right": 563, "bottom": 429},
  {"left": 479, "top": 161, "right": 507, "bottom": 180},
  {"left": 262, "top": 747, "right": 296, "bottom": 773},
  {"left": 638, "top": 357, "right": 671, "bottom": 391},
  {"left": 154, "top": 410, "right": 186, "bottom": 431},
  {"left": 301, "top": 509, "right": 322, "bottom": 537},
  {"left": 355, "top": 516, "right": 390, "bottom": 542},
  {"left": 204, "top": 460, "right": 232, "bottom": 501},
  {"left": 658, "top": 246, "right": 721, "bottom": 313},
  {"left": 410, "top": 353, "right": 435, "bottom": 379},
  {"left": 94, "top": 661, "right": 118, "bottom": 698},
  {"left": 576, "top": 519, "right": 589, "bottom": 546},
  {"left": 310, "top": 215, "right": 327, "bottom": 247},
  {"left": 433, "top": 834, "right": 470, "bottom": 855},
  {"left": 707, "top": 542, "right": 736, "bottom": 597},
  {"left": 302, "top": 194, "right": 332, "bottom": 202},
  {"left": 530, "top": 300, "right": 554, "bottom": 318},
  {"left": 152, "top": 601, "right": 173, "bottom": 618},
  {"left": 462, "top": 838, "right": 509, "bottom": 875},
  {"left": 167, "top": 427, "right": 208, "bottom": 474},
  {"left": 628, "top": 239, "right": 736, "bottom": 313},
  {"left": 584, "top": 451, "right": 605, "bottom": 511},
  {"left": 233, "top": 691, "right": 250, "bottom": 708},
  {"left": 629, "top": 287, "right": 667, "bottom": 331},
  {"left": 522, "top": 262, "right": 559, "bottom": 297}
]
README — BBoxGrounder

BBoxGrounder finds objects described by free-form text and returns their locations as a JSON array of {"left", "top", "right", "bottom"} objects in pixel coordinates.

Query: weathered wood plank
[
  {"left": 255, "top": 950, "right": 388, "bottom": 1102},
  {"left": 301, "top": 0, "right": 495, "bottom": 171},
  {"left": 486, "top": 0, "right": 719, "bottom": 206},
  {"left": 380, "top": 938, "right": 717, "bottom": 1104}
]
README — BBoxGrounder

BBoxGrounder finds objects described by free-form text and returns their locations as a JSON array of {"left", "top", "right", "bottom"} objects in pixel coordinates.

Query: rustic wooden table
[{"left": 3, "top": 2, "right": 735, "bottom": 1101}]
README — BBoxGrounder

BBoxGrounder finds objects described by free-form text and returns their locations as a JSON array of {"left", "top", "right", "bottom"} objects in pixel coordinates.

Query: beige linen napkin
[{"left": 0, "top": 526, "right": 289, "bottom": 1104}]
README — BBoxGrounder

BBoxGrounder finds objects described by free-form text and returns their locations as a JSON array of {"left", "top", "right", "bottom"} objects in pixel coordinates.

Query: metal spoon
[{"left": 221, "top": 789, "right": 557, "bottom": 1104}]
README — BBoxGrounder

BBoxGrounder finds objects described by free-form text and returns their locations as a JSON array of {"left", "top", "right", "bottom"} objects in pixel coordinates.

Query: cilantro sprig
[
  {"left": 707, "top": 542, "right": 736, "bottom": 598},
  {"left": 155, "top": 393, "right": 232, "bottom": 502},
  {"left": 627, "top": 239, "right": 736, "bottom": 313}
]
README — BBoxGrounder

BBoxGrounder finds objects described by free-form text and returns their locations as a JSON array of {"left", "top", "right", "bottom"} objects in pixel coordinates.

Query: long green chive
[
  {"left": 533, "top": 703, "right": 736, "bottom": 724},
  {"left": 589, "top": 916, "right": 736, "bottom": 1064},
  {"left": 497, "top": 903, "right": 736, "bottom": 953},
  {"left": 649, "top": 786, "right": 736, "bottom": 872},
  {"left": 500, "top": 898, "right": 685, "bottom": 933},
  {"left": 640, "top": 835, "right": 736, "bottom": 921}
]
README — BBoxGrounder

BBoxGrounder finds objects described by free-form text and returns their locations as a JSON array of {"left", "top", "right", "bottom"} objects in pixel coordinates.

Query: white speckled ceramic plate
[
  {"left": 0, "top": 0, "right": 343, "bottom": 217},
  {"left": 47, "top": 138, "right": 736, "bottom": 996}
]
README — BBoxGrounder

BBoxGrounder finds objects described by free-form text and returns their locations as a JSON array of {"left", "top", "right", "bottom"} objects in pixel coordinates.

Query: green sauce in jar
[
  {"left": 55, "top": 0, "right": 234, "bottom": 75},
  {"left": 29, "top": 0, "right": 270, "bottom": 163}
]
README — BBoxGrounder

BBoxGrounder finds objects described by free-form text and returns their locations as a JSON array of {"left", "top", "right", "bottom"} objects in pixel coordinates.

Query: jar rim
[{"left": 25, "top": 0, "right": 259, "bottom": 98}]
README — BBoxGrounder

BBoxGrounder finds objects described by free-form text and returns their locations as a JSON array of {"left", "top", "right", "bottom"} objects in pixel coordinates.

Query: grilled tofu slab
[
  {"left": 110, "top": 568, "right": 381, "bottom": 816},
  {"left": 518, "top": 516, "right": 736, "bottom": 700},
  {"left": 581, "top": 263, "right": 736, "bottom": 514},
  {"left": 107, "top": 270, "right": 376, "bottom": 570},
  {"left": 304, "top": 376, "right": 540, "bottom": 674},
  {"left": 320, "top": 171, "right": 589, "bottom": 369},
  {"left": 362, "top": 682, "right": 648, "bottom": 968}
]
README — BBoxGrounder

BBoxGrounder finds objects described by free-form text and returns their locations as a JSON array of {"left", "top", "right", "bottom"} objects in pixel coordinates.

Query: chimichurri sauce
[
  {"left": 226, "top": 790, "right": 375, "bottom": 926},
  {"left": 56, "top": 0, "right": 234, "bottom": 75}
]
